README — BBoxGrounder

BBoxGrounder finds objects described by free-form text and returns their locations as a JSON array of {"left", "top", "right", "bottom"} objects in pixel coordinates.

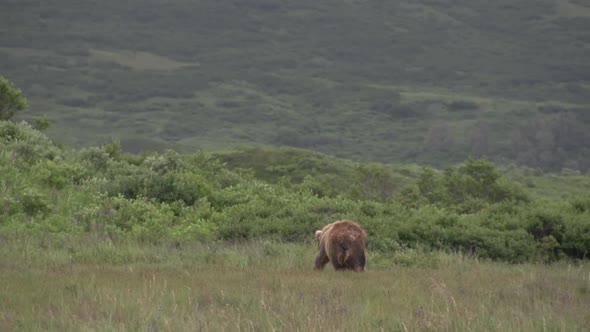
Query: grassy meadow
[
  {"left": 2, "top": 1, "right": 590, "bottom": 329},
  {"left": 1, "top": 234, "right": 589, "bottom": 331}
]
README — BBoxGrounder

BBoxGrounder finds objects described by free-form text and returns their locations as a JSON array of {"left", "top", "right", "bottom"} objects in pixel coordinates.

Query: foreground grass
[{"left": 1, "top": 234, "right": 589, "bottom": 331}]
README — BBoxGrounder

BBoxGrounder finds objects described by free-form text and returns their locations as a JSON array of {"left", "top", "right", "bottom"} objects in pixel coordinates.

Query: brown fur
[{"left": 314, "top": 220, "right": 367, "bottom": 272}]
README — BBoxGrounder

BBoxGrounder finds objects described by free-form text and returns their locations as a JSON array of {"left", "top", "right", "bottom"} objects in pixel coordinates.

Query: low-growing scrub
[{"left": 1, "top": 121, "right": 590, "bottom": 262}]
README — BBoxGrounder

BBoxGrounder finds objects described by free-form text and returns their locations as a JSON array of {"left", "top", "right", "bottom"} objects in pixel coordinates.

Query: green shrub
[
  {"left": 102, "top": 161, "right": 147, "bottom": 199},
  {"left": 143, "top": 150, "right": 184, "bottom": 175},
  {"left": 143, "top": 172, "right": 212, "bottom": 205},
  {"left": 0, "top": 75, "right": 27, "bottom": 120},
  {"left": 523, "top": 202, "right": 566, "bottom": 253},
  {"left": 31, "top": 160, "right": 75, "bottom": 189},
  {"left": 78, "top": 147, "right": 112, "bottom": 172},
  {"left": 108, "top": 195, "right": 175, "bottom": 242},
  {"left": 21, "top": 189, "right": 51, "bottom": 216},
  {"left": 413, "top": 159, "right": 529, "bottom": 212},
  {"left": 441, "top": 224, "right": 537, "bottom": 263},
  {"left": 561, "top": 213, "right": 590, "bottom": 259},
  {"left": 0, "top": 122, "right": 61, "bottom": 166},
  {"left": 392, "top": 205, "right": 540, "bottom": 262},
  {"left": 0, "top": 195, "right": 19, "bottom": 217},
  {"left": 571, "top": 196, "right": 590, "bottom": 213},
  {"left": 168, "top": 215, "right": 217, "bottom": 242}
]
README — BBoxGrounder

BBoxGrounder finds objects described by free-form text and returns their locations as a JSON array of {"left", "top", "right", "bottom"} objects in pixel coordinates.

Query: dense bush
[{"left": 1, "top": 122, "right": 589, "bottom": 262}]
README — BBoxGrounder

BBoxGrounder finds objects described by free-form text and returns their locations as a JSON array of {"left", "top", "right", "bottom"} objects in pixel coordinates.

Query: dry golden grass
[{"left": 1, "top": 235, "right": 589, "bottom": 331}]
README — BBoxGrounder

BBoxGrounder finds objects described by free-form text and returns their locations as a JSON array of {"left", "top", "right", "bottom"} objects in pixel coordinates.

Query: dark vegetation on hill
[
  {"left": 1, "top": 0, "right": 590, "bottom": 170},
  {"left": 2, "top": 120, "right": 590, "bottom": 263}
]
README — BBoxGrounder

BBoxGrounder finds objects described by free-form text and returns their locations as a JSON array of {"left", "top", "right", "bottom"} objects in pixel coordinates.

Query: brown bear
[{"left": 314, "top": 220, "right": 367, "bottom": 272}]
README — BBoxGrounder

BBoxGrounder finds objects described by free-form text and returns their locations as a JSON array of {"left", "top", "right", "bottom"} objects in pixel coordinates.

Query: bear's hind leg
[
  {"left": 343, "top": 253, "right": 365, "bottom": 272},
  {"left": 350, "top": 254, "right": 365, "bottom": 272},
  {"left": 332, "top": 250, "right": 348, "bottom": 270},
  {"left": 331, "top": 260, "right": 345, "bottom": 270},
  {"left": 314, "top": 247, "right": 330, "bottom": 270}
]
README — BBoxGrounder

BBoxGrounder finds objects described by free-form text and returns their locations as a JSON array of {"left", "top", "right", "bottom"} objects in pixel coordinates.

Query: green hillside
[{"left": 2, "top": 0, "right": 590, "bottom": 170}]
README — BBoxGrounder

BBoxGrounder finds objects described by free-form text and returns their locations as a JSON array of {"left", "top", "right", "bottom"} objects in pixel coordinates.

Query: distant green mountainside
[{"left": 1, "top": 0, "right": 589, "bottom": 170}]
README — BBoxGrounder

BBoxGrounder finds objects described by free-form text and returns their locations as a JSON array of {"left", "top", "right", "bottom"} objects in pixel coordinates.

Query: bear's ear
[{"left": 315, "top": 230, "right": 323, "bottom": 241}]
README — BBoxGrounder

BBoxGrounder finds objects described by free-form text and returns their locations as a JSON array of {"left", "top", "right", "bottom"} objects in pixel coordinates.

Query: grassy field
[{"left": 1, "top": 234, "right": 589, "bottom": 331}]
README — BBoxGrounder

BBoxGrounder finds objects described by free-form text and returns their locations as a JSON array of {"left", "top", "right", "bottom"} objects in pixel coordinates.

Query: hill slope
[{"left": 1, "top": 0, "right": 589, "bottom": 170}]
